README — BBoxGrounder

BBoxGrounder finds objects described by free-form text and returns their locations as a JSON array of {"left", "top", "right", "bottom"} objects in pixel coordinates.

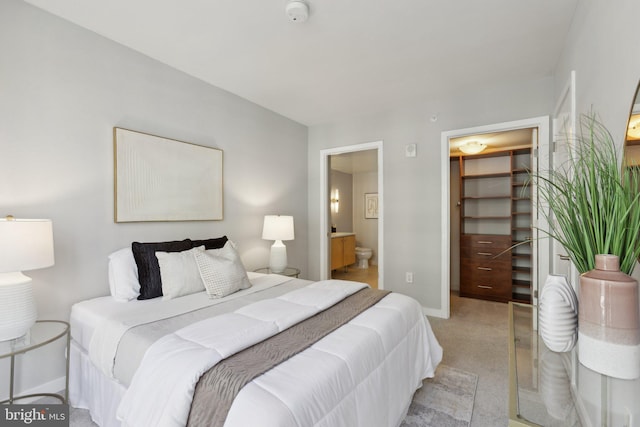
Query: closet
[{"left": 457, "top": 148, "right": 533, "bottom": 303}]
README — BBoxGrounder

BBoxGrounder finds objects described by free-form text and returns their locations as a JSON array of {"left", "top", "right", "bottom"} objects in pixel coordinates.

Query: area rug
[{"left": 401, "top": 365, "right": 478, "bottom": 427}]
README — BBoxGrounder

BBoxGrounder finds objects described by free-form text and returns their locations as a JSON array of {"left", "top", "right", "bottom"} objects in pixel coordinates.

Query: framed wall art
[
  {"left": 364, "top": 193, "right": 378, "bottom": 219},
  {"left": 114, "top": 127, "right": 223, "bottom": 222}
]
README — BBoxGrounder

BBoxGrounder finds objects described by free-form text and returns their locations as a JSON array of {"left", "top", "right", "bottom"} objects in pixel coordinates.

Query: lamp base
[
  {"left": 269, "top": 241, "right": 288, "bottom": 274},
  {"left": 0, "top": 272, "right": 37, "bottom": 341}
]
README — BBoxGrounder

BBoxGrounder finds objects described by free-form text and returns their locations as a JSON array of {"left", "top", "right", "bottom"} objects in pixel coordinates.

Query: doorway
[
  {"left": 320, "top": 141, "right": 384, "bottom": 289},
  {"left": 440, "top": 117, "right": 550, "bottom": 319}
]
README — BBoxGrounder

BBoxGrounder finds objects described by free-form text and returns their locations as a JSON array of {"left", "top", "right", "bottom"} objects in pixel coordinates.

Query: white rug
[{"left": 401, "top": 365, "right": 478, "bottom": 427}]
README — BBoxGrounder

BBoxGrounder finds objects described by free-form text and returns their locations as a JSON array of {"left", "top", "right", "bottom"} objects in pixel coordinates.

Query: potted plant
[
  {"left": 533, "top": 112, "right": 640, "bottom": 379},
  {"left": 535, "top": 113, "right": 640, "bottom": 274}
]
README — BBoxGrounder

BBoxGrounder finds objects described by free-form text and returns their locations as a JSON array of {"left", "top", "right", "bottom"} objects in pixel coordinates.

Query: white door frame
[
  {"left": 320, "top": 141, "right": 384, "bottom": 289},
  {"left": 440, "top": 117, "right": 550, "bottom": 319}
]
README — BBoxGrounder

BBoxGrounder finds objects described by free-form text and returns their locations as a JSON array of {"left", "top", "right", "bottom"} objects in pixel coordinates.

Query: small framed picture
[{"left": 364, "top": 193, "right": 378, "bottom": 219}]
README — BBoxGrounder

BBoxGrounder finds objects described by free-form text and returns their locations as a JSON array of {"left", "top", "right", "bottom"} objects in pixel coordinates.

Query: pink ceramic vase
[
  {"left": 578, "top": 254, "right": 640, "bottom": 379},
  {"left": 580, "top": 254, "right": 639, "bottom": 332}
]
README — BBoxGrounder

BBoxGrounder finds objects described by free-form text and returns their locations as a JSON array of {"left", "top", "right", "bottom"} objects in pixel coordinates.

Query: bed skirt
[
  {"left": 70, "top": 340, "right": 125, "bottom": 427},
  {"left": 70, "top": 337, "right": 417, "bottom": 427}
]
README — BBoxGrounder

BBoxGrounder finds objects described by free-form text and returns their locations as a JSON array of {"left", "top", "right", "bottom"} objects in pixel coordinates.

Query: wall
[
  {"left": 307, "top": 77, "right": 553, "bottom": 313},
  {"left": 353, "top": 171, "right": 378, "bottom": 264},
  {"left": 0, "top": 0, "right": 307, "bottom": 398},
  {"left": 553, "top": 0, "right": 640, "bottom": 282},
  {"left": 554, "top": 0, "right": 640, "bottom": 143}
]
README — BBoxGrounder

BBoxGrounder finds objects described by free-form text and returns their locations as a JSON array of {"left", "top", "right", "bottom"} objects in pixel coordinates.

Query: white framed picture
[
  {"left": 365, "top": 193, "right": 378, "bottom": 219},
  {"left": 114, "top": 127, "right": 223, "bottom": 222}
]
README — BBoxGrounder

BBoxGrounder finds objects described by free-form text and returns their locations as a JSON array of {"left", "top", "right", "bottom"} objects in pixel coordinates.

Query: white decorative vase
[{"left": 539, "top": 275, "right": 578, "bottom": 352}]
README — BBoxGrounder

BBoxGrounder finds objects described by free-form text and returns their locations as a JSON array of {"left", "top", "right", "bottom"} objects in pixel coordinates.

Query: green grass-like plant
[{"left": 533, "top": 113, "right": 640, "bottom": 274}]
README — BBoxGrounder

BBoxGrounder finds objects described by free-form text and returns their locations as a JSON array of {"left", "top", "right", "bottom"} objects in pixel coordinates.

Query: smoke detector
[{"left": 286, "top": 0, "right": 309, "bottom": 22}]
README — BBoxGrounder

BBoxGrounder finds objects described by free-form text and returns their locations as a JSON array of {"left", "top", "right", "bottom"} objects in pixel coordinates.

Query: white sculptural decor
[{"left": 538, "top": 275, "right": 578, "bottom": 353}]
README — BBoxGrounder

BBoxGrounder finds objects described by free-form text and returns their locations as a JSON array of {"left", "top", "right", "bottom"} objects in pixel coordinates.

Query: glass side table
[
  {"left": 508, "top": 302, "right": 640, "bottom": 426},
  {"left": 0, "top": 320, "right": 70, "bottom": 404},
  {"left": 254, "top": 267, "right": 300, "bottom": 278}
]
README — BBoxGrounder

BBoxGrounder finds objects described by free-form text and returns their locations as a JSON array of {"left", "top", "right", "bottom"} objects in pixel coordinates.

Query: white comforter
[{"left": 116, "top": 280, "right": 442, "bottom": 427}]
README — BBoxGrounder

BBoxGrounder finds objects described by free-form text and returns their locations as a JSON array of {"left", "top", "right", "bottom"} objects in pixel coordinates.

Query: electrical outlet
[{"left": 406, "top": 272, "right": 414, "bottom": 283}]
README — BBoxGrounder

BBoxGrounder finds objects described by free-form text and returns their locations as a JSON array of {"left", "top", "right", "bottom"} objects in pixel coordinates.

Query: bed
[{"left": 69, "top": 238, "right": 442, "bottom": 427}]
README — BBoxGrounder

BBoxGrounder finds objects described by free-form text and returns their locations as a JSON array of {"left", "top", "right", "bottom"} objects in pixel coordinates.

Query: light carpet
[{"left": 401, "top": 365, "right": 478, "bottom": 427}]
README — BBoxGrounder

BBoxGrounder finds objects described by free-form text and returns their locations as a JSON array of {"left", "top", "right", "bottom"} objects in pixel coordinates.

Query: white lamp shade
[
  {"left": 262, "top": 215, "right": 294, "bottom": 241},
  {"left": 0, "top": 217, "right": 54, "bottom": 341},
  {"left": 0, "top": 218, "right": 54, "bottom": 273}
]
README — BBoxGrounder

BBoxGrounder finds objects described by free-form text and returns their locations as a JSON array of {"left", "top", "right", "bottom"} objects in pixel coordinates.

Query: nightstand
[
  {"left": 0, "top": 320, "right": 70, "bottom": 404},
  {"left": 254, "top": 267, "right": 301, "bottom": 278}
]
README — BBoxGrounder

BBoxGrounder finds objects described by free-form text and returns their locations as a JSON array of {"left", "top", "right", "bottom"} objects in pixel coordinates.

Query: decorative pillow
[
  {"left": 191, "top": 236, "right": 228, "bottom": 250},
  {"left": 132, "top": 239, "right": 193, "bottom": 300},
  {"left": 156, "top": 247, "right": 205, "bottom": 300},
  {"left": 108, "top": 247, "right": 140, "bottom": 301},
  {"left": 193, "top": 242, "right": 251, "bottom": 299}
]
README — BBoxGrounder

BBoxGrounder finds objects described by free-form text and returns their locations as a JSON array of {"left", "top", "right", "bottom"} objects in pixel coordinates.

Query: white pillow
[
  {"left": 156, "top": 246, "right": 206, "bottom": 300},
  {"left": 108, "top": 248, "right": 140, "bottom": 301},
  {"left": 193, "top": 242, "right": 251, "bottom": 299}
]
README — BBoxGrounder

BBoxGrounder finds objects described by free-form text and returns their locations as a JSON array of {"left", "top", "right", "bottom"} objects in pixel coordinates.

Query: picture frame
[
  {"left": 364, "top": 193, "right": 378, "bottom": 219},
  {"left": 114, "top": 127, "right": 223, "bottom": 222}
]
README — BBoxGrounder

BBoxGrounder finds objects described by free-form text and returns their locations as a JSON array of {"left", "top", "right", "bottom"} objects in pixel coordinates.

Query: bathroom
[{"left": 329, "top": 150, "right": 379, "bottom": 288}]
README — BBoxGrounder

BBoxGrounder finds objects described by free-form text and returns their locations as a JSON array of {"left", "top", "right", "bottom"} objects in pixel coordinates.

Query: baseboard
[
  {"left": 423, "top": 306, "right": 447, "bottom": 319},
  {"left": 1, "top": 376, "right": 66, "bottom": 403}
]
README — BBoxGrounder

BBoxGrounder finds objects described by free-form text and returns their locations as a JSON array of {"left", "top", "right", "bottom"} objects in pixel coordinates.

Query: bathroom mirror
[{"left": 624, "top": 81, "right": 640, "bottom": 166}]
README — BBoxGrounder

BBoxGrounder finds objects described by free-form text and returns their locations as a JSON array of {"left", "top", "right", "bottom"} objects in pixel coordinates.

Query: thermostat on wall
[{"left": 405, "top": 143, "right": 417, "bottom": 158}]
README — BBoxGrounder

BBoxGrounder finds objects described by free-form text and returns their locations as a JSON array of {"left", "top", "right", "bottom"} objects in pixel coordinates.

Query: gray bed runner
[{"left": 187, "top": 287, "right": 391, "bottom": 427}]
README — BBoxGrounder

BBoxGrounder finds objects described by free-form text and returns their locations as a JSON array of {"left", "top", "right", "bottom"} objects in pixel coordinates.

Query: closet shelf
[
  {"left": 462, "top": 195, "right": 511, "bottom": 200},
  {"left": 458, "top": 147, "right": 534, "bottom": 304},
  {"left": 462, "top": 172, "right": 511, "bottom": 179},
  {"left": 463, "top": 216, "right": 511, "bottom": 220}
]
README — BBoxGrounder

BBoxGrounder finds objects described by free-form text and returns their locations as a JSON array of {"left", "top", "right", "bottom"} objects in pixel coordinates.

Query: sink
[{"left": 331, "top": 232, "right": 354, "bottom": 238}]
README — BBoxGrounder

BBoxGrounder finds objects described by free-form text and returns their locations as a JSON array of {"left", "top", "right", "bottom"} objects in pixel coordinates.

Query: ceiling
[
  {"left": 23, "top": 0, "right": 579, "bottom": 126},
  {"left": 331, "top": 150, "right": 378, "bottom": 174}
]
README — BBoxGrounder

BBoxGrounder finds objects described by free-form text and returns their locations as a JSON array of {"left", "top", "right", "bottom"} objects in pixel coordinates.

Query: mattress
[
  {"left": 72, "top": 273, "right": 304, "bottom": 385},
  {"left": 70, "top": 274, "right": 442, "bottom": 427},
  {"left": 71, "top": 272, "right": 291, "bottom": 353}
]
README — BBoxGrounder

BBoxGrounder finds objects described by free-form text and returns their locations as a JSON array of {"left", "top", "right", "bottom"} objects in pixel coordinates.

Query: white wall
[
  {"left": 353, "top": 171, "right": 378, "bottom": 264},
  {"left": 553, "top": 0, "right": 640, "bottom": 281},
  {"left": 307, "top": 77, "right": 554, "bottom": 311},
  {"left": 0, "top": 0, "right": 308, "bottom": 398},
  {"left": 554, "top": 0, "right": 640, "bottom": 142}
]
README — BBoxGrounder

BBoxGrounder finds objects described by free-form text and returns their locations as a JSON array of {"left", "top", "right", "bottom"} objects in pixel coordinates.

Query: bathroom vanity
[{"left": 331, "top": 232, "right": 356, "bottom": 270}]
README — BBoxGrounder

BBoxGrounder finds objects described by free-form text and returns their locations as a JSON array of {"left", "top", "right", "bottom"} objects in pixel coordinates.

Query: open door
[{"left": 549, "top": 71, "right": 579, "bottom": 290}]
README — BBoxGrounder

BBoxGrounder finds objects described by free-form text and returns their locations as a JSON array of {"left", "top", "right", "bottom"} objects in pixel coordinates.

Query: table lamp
[
  {"left": 0, "top": 216, "right": 54, "bottom": 341},
  {"left": 262, "top": 215, "right": 294, "bottom": 274}
]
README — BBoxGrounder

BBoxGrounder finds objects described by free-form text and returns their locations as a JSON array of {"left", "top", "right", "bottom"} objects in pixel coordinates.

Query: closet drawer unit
[
  {"left": 460, "top": 246, "right": 509, "bottom": 259},
  {"left": 460, "top": 234, "right": 512, "bottom": 301},
  {"left": 460, "top": 259, "right": 511, "bottom": 300},
  {"left": 462, "top": 234, "right": 512, "bottom": 250}
]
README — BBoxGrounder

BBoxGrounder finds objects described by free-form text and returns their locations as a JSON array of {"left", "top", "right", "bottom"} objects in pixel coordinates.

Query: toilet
[{"left": 355, "top": 247, "right": 373, "bottom": 269}]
